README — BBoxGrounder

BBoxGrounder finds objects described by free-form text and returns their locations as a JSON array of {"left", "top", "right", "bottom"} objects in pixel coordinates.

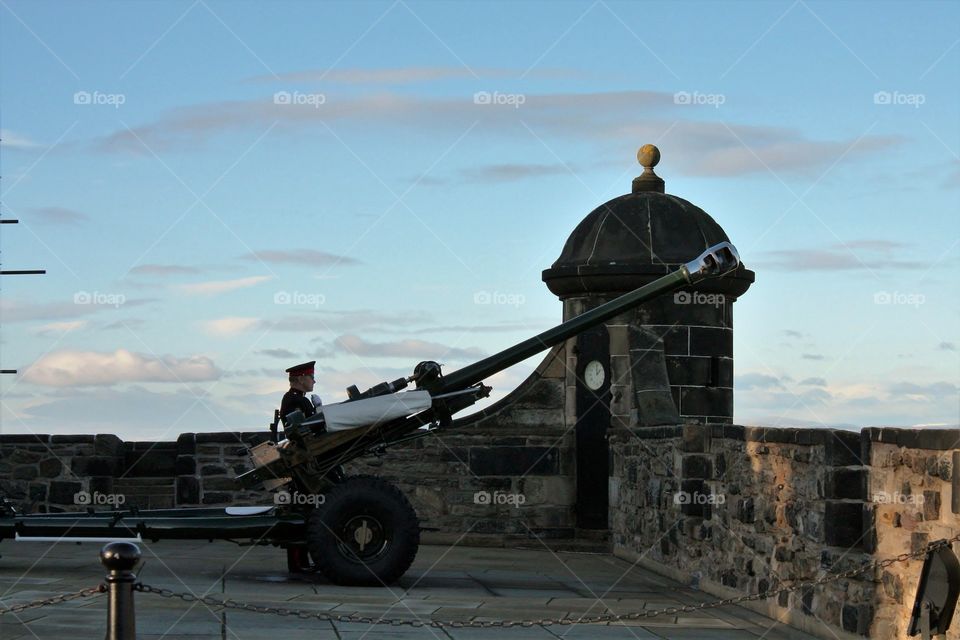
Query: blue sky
[{"left": 1, "top": 0, "right": 957, "bottom": 439}]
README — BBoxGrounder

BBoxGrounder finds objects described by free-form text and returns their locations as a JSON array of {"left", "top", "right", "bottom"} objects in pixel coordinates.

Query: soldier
[{"left": 280, "top": 361, "right": 322, "bottom": 427}]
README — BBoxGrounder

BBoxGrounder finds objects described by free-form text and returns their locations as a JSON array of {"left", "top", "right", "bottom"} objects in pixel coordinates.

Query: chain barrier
[
  {"left": 133, "top": 532, "right": 960, "bottom": 629},
  {"left": 0, "top": 585, "right": 105, "bottom": 616}
]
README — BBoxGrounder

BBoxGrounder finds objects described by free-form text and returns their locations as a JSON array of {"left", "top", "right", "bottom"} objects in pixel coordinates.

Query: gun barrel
[{"left": 436, "top": 242, "right": 739, "bottom": 393}]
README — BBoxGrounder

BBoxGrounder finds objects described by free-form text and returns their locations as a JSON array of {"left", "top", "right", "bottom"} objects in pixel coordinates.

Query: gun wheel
[{"left": 307, "top": 475, "right": 419, "bottom": 586}]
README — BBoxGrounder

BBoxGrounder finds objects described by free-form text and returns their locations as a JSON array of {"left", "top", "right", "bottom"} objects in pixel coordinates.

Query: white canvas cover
[{"left": 321, "top": 390, "right": 433, "bottom": 432}]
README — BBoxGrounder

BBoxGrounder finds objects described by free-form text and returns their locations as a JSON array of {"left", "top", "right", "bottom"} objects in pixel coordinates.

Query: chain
[
  {"left": 0, "top": 585, "right": 105, "bottom": 616},
  {"left": 134, "top": 533, "right": 960, "bottom": 629}
]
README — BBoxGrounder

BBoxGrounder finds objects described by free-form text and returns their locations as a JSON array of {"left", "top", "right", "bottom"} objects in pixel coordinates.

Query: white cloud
[
  {"left": 178, "top": 275, "right": 271, "bottom": 295},
  {"left": 89, "top": 90, "right": 898, "bottom": 177},
  {"left": 0, "top": 297, "right": 154, "bottom": 323},
  {"left": 246, "top": 66, "right": 588, "bottom": 85},
  {"left": 33, "top": 320, "right": 87, "bottom": 336},
  {"left": 22, "top": 349, "right": 221, "bottom": 387},
  {"left": 203, "top": 317, "right": 260, "bottom": 336},
  {"left": 8, "top": 385, "right": 258, "bottom": 438},
  {"left": 334, "top": 334, "right": 486, "bottom": 360},
  {"left": 27, "top": 206, "right": 90, "bottom": 225},
  {"left": 0, "top": 129, "right": 39, "bottom": 149},
  {"left": 130, "top": 264, "right": 206, "bottom": 276},
  {"left": 735, "top": 373, "right": 786, "bottom": 390},
  {"left": 242, "top": 249, "right": 361, "bottom": 266}
]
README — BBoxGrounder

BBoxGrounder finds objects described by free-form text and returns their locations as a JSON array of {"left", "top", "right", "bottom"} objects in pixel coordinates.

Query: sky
[{"left": 0, "top": 0, "right": 957, "bottom": 440}]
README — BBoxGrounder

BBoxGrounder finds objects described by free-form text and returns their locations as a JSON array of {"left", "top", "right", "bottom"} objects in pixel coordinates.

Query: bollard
[{"left": 100, "top": 541, "right": 141, "bottom": 640}]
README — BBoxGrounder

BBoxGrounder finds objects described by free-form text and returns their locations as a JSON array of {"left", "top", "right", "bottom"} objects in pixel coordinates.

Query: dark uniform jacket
[{"left": 280, "top": 388, "right": 315, "bottom": 426}]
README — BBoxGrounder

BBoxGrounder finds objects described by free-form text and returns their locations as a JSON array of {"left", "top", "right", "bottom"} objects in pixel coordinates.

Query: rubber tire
[{"left": 307, "top": 475, "right": 420, "bottom": 586}]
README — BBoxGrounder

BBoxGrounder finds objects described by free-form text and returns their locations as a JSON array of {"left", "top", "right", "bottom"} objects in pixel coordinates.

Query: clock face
[{"left": 584, "top": 360, "right": 605, "bottom": 390}]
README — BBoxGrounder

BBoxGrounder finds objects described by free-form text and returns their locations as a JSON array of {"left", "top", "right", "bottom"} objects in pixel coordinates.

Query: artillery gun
[{"left": 0, "top": 242, "right": 740, "bottom": 586}]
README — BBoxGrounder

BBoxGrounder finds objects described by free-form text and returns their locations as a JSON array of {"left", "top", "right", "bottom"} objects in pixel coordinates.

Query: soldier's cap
[{"left": 285, "top": 361, "right": 315, "bottom": 376}]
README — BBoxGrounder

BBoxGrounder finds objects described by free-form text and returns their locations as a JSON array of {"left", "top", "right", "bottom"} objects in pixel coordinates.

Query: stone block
[
  {"left": 681, "top": 454, "right": 713, "bottom": 479},
  {"left": 28, "top": 483, "right": 47, "bottom": 502},
  {"left": 175, "top": 455, "right": 196, "bottom": 475},
  {"left": 51, "top": 435, "right": 95, "bottom": 444},
  {"left": 48, "top": 480, "right": 82, "bottom": 505},
  {"left": 8, "top": 450, "right": 42, "bottom": 464},
  {"left": 0, "top": 435, "right": 49, "bottom": 445},
  {"left": 176, "top": 433, "right": 197, "bottom": 455},
  {"left": 196, "top": 432, "right": 244, "bottom": 444},
  {"left": 824, "top": 501, "right": 864, "bottom": 549},
  {"left": 38, "top": 458, "right": 63, "bottom": 478},
  {"left": 72, "top": 456, "right": 119, "bottom": 477},
  {"left": 469, "top": 447, "right": 558, "bottom": 476},
  {"left": 827, "top": 468, "right": 867, "bottom": 500},
  {"left": 201, "top": 464, "right": 228, "bottom": 476},
  {"left": 689, "top": 326, "right": 732, "bottom": 357},
  {"left": 825, "top": 430, "right": 862, "bottom": 466},
  {"left": 13, "top": 466, "right": 38, "bottom": 480},
  {"left": 656, "top": 325, "right": 688, "bottom": 356},
  {"left": 89, "top": 476, "right": 113, "bottom": 496},
  {"left": 679, "top": 387, "right": 731, "bottom": 418},
  {"left": 123, "top": 450, "right": 176, "bottom": 477},
  {"left": 176, "top": 476, "right": 200, "bottom": 505},
  {"left": 203, "top": 477, "right": 240, "bottom": 491},
  {"left": 737, "top": 497, "right": 756, "bottom": 523},
  {"left": 92, "top": 434, "right": 124, "bottom": 458},
  {"left": 842, "top": 604, "right": 873, "bottom": 635},
  {"left": 681, "top": 424, "right": 709, "bottom": 452},
  {"left": 922, "top": 491, "right": 941, "bottom": 521},
  {"left": 201, "top": 492, "right": 232, "bottom": 504}
]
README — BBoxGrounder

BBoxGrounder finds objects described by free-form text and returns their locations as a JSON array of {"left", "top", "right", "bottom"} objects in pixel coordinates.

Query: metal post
[{"left": 100, "top": 541, "right": 141, "bottom": 640}]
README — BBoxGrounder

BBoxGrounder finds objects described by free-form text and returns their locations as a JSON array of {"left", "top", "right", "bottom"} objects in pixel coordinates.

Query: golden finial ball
[{"left": 637, "top": 144, "right": 660, "bottom": 169}]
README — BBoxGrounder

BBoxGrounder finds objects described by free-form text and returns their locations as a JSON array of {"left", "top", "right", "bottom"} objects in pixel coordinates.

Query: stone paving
[{"left": 0, "top": 540, "right": 821, "bottom": 639}]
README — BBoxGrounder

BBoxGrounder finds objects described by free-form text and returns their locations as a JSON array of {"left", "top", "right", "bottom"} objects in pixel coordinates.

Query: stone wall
[{"left": 609, "top": 424, "right": 959, "bottom": 640}]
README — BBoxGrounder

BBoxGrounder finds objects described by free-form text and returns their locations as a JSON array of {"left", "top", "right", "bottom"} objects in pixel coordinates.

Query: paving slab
[{"left": 0, "top": 539, "right": 824, "bottom": 639}]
